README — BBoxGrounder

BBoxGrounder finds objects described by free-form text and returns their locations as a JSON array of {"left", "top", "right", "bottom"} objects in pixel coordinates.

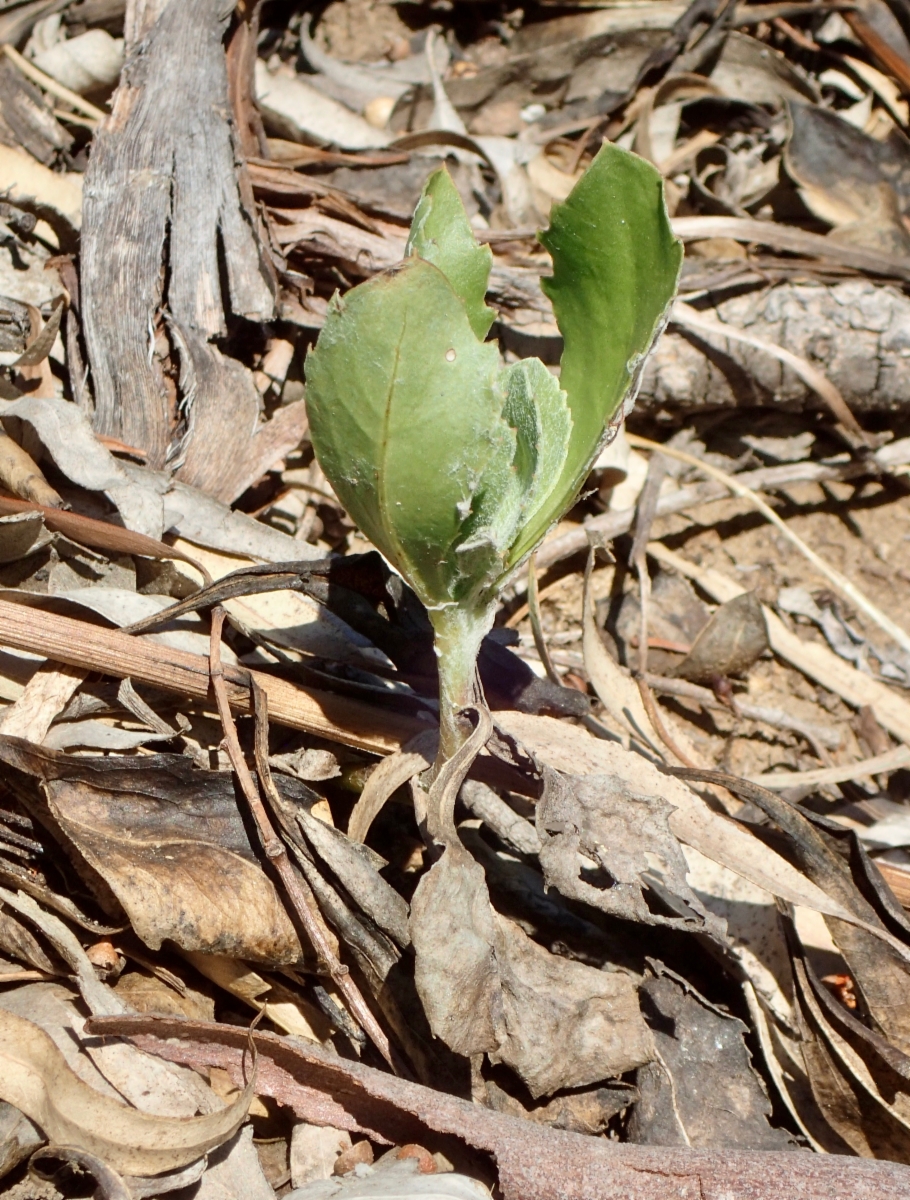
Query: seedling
[{"left": 306, "top": 144, "right": 682, "bottom": 767}]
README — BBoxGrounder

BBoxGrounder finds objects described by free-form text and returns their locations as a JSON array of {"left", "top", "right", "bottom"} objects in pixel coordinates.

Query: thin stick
[
  {"left": 526, "top": 551, "right": 563, "bottom": 687},
  {"left": 635, "top": 675, "right": 698, "bottom": 769},
  {"left": 531, "top": 442, "right": 910, "bottom": 574},
  {"left": 250, "top": 675, "right": 398, "bottom": 1071},
  {"left": 627, "top": 433, "right": 910, "bottom": 659},
  {"left": 627, "top": 452, "right": 697, "bottom": 764},
  {"left": 207, "top": 607, "right": 395, "bottom": 1070},
  {"left": 750, "top": 744, "right": 910, "bottom": 790},
  {"left": 3, "top": 45, "right": 106, "bottom": 122},
  {"left": 645, "top": 672, "right": 842, "bottom": 749}
]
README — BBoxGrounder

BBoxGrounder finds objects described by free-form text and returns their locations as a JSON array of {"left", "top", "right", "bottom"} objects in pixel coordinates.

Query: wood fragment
[
  {"left": 79, "top": 0, "right": 287, "bottom": 501},
  {"left": 0, "top": 597, "right": 420, "bottom": 754}
]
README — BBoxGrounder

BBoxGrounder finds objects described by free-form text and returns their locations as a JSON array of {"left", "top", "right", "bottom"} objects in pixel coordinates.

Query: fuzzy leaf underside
[
  {"left": 405, "top": 169, "right": 496, "bottom": 341},
  {"left": 512, "top": 143, "right": 683, "bottom": 564}
]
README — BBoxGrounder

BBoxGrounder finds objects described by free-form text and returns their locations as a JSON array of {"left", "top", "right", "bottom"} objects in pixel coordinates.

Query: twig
[
  {"left": 645, "top": 672, "right": 842, "bottom": 749},
  {"left": 207, "top": 607, "right": 396, "bottom": 1070},
  {"left": 530, "top": 445, "right": 910, "bottom": 574},
  {"left": 670, "top": 214, "right": 910, "bottom": 282},
  {"left": 0, "top": 597, "right": 421, "bottom": 753},
  {"left": 750, "top": 744, "right": 910, "bottom": 790},
  {"left": 628, "top": 451, "right": 698, "bottom": 764},
  {"left": 630, "top": 451, "right": 668, "bottom": 681},
  {"left": 526, "top": 550, "right": 563, "bottom": 688},
  {"left": 627, "top": 433, "right": 910, "bottom": 659},
  {"left": 635, "top": 675, "right": 698, "bottom": 768},
  {"left": 2, "top": 44, "right": 106, "bottom": 122}
]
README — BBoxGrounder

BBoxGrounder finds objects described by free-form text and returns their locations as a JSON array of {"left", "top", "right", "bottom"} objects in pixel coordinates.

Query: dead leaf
[
  {"left": 785, "top": 101, "right": 910, "bottom": 257},
  {"left": 628, "top": 970, "right": 794, "bottom": 1150},
  {"left": 669, "top": 591, "right": 769, "bottom": 682},
  {"left": 0, "top": 1008, "right": 252, "bottom": 1176},
  {"left": 491, "top": 915, "right": 653, "bottom": 1097},
  {"left": 409, "top": 845, "right": 500, "bottom": 1059},
  {"left": 0, "top": 740, "right": 303, "bottom": 965},
  {"left": 536, "top": 769, "right": 724, "bottom": 935}
]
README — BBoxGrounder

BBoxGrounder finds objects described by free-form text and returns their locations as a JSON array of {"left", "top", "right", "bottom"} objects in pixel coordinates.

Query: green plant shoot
[{"left": 305, "top": 144, "right": 682, "bottom": 762}]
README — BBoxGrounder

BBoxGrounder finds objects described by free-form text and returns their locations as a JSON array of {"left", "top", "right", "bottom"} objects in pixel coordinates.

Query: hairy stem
[{"left": 430, "top": 603, "right": 494, "bottom": 768}]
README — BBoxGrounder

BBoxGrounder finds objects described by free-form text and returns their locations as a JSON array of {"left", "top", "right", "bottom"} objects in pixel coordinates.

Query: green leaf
[
  {"left": 513, "top": 142, "right": 682, "bottom": 562},
  {"left": 306, "top": 144, "right": 680, "bottom": 625},
  {"left": 406, "top": 168, "right": 496, "bottom": 341},
  {"left": 305, "top": 257, "right": 514, "bottom": 611}
]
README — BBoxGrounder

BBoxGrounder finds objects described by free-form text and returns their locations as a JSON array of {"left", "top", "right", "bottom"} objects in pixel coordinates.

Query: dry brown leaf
[
  {"left": 410, "top": 845, "right": 500, "bottom": 1058},
  {"left": 491, "top": 914, "right": 652, "bottom": 1097},
  {"left": 0, "top": 740, "right": 302, "bottom": 965},
  {"left": 647, "top": 542, "right": 910, "bottom": 746},
  {"left": 669, "top": 591, "right": 769, "bottom": 683},
  {"left": 628, "top": 971, "right": 794, "bottom": 1150},
  {"left": 0, "top": 1009, "right": 252, "bottom": 1176},
  {"left": 496, "top": 712, "right": 908, "bottom": 946},
  {"left": 537, "top": 769, "right": 724, "bottom": 935}
]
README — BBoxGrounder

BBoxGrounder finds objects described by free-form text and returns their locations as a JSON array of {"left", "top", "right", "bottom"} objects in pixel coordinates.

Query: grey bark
[
  {"left": 641, "top": 279, "right": 910, "bottom": 415},
  {"left": 80, "top": 0, "right": 303, "bottom": 501}
]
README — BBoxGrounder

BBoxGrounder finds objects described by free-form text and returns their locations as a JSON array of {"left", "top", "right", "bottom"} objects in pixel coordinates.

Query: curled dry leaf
[
  {"left": 496, "top": 712, "right": 906, "bottom": 946},
  {"left": 410, "top": 845, "right": 499, "bottom": 1059},
  {"left": 490, "top": 914, "right": 653, "bottom": 1098},
  {"left": 0, "top": 1008, "right": 253, "bottom": 1176},
  {"left": 411, "top": 839, "right": 653, "bottom": 1093},
  {"left": 668, "top": 590, "right": 769, "bottom": 683}
]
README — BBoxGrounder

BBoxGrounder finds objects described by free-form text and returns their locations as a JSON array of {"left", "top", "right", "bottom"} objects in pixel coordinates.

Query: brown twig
[
  {"left": 207, "top": 606, "right": 396, "bottom": 1070},
  {"left": 845, "top": 12, "right": 910, "bottom": 96},
  {"left": 635, "top": 675, "right": 699, "bottom": 769},
  {"left": 526, "top": 551, "right": 563, "bottom": 688}
]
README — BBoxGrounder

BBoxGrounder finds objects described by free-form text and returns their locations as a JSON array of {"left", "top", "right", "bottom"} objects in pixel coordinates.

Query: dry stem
[{"left": 207, "top": 606, "right": 395, "bottom": 1070}]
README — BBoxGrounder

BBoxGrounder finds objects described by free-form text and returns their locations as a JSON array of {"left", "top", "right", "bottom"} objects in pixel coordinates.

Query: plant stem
[{"left": 430, "top": 603, "right": 494, "bottom": 767}]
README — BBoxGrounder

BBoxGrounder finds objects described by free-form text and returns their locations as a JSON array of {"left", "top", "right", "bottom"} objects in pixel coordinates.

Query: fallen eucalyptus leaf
[
  {"left": 0, "top": 1008, "right": 252, "bottom": 1176},
  {"left": 0, "top": 740, "right": 302, "bottom": 965},
  {"left": 295, "top": 801, "right": 410, "bottom": 951}
]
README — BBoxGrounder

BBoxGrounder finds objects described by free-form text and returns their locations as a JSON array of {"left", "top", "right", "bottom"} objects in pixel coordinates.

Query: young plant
[{"left": 305, "top": 144, "right": 682, "bottom": 767}]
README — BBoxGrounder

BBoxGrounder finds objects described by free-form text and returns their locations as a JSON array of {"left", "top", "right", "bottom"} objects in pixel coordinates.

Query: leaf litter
[{"left": 3, "top": 1, "right": 910, "bottom": 1198}]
